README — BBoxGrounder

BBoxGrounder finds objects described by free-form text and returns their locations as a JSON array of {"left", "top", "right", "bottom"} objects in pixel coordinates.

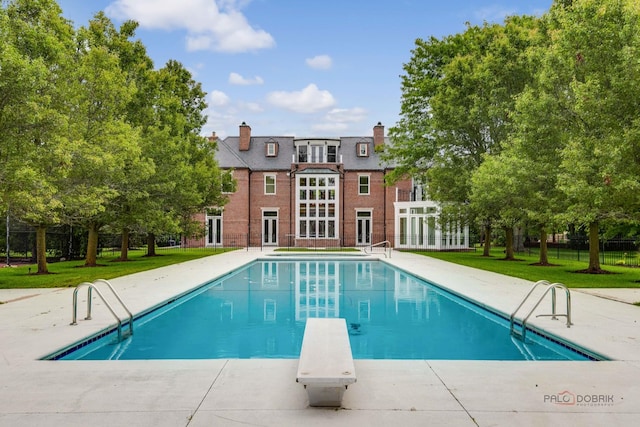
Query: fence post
[{"left": 5, "top": 212, "right": 9, "bottom": 266}]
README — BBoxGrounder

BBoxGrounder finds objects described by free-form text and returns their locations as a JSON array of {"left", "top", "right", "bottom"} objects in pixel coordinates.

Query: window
[
  {"left": 358, "top": 143, "right": 368, "bottom": 157},
  {"left": 297, "top": 174, "right": 339, "bottom": 238},
  {"left": 358, "top": 175, "right": 370, "bottom": 195},
  {"left": 297, "top": 145, "right": 308, "bottom": 162},
  {"left": 221, "top": 170, "right": 235, "bottom": 193},
  {"left": 264, "top": 174, "right": 276, "bottom": 194},
  {"left": 296, "top": 143, "right": 339, "bottom": 163},
  {"left": 309, "top": 145, "right": 323, "bottom": 163},
  {"left": 266, "top": 142, "right": 277, "bottom": 157},
  {"left": 327, "top": 145, "right": 337, "bottom": 163}
]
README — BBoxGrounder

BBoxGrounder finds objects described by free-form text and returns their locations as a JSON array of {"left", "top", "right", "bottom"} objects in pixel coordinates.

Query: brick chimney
[
  {"left": 373, "top": 122, "right": 384, "bottom": 147},
  {"left": 239, "top": 122, "right": 251, "bottom": 151},
  {"left": 208, "top": 131, "right": 218, "bottom": 142}
]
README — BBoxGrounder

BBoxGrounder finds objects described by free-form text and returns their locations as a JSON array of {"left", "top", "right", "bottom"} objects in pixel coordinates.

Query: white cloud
[
  {"left": 238, "top": 102, "right": 264, "bottom": 113},
  {"left": 106, "top": 0, "right": 275, "bottom": 53},
  {"left": 266, "top": 84, "right": 336, "bottom": 113},
  {"left": 229, "top": 72, "right": 264, "bottom": 85},
  {"left": 312, "top": 122, "right": 349, "bottom": 133},
  {"left": 209, "top": 90, "right": 230, "bottom": 107},
  {"left": 306, "top": 55, "right": 332, "bottom": 70},
  {"left": 243, "top": 102, "right": 264, "bottom": 113},
  {"left": 325, "top": 107, "right": 367, "bottom": 123}
]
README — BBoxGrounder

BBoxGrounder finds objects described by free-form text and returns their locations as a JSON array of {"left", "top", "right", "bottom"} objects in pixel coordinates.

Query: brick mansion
[{"left": 188, "top": 122, "right": 469, "bottom": 250}]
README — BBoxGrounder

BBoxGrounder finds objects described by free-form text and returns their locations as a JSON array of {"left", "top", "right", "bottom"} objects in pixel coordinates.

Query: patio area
[{"left": 1, "top": 250, "right": 639, "bottom": 426}]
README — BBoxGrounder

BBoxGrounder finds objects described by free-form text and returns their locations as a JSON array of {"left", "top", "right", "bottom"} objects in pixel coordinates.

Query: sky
[{"left": 56, "top": 0, "right": 553, "bottom": 140}]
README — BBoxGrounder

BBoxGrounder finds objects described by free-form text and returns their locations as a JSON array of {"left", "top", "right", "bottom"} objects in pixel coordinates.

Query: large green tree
[
  {"left": 64, "top": 20, "right": 144, "bottom": 267},
  {"left": 79, "top": 13, "right": 156, "bottom": 262},
  {"left": 385, "top": 16, "right": 540, "bottom": 255},
  {"left": 132, "top": 60, "right": 231, "bottom": 256},
  {"left": 539, "top": 0, "right": 640, "bottom": 272},
  {"left": 0, "top": 0, "right": 75, "bottom": 273}
]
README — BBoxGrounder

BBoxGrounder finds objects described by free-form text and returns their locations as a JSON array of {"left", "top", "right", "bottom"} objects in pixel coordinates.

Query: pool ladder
[
  {"left": 70, "top": 279, "right": 134, "bottom": 342},
  {"left": 509, "top": 280, "right": 572, "bottom": 342},
  {"left": 363, "top": 240, "right": 392, "bottom": 258}
]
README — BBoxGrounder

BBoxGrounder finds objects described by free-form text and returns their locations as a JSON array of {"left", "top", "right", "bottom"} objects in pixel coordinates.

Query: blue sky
[{"left": 56, "top": 0, "right": 553, "bottom": 139}]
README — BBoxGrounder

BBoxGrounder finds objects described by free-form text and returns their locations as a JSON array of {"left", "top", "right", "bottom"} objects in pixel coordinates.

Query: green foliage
[
  {"left": 386, "top": 0, "right": 640, "bottom": 272},
  {"left": 414, "top": 248, "right": 640, "bottom": 289},
  {"left": 0, "top": 248, "right": 236, "bottom": 289},
  {"left": 0, "top": 1, "right": 230, "bottom": 266}
]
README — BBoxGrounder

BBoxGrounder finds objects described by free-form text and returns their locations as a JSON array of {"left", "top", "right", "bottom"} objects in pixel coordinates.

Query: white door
[
  {"left": 207, "top": 216, "right": 222, "bottom": 246},
  {"left": 356, "top": 211, "right": 371, "bottom": 245},
  {"left": 263, "top": 211, "right": 278, "bottom": 245}
]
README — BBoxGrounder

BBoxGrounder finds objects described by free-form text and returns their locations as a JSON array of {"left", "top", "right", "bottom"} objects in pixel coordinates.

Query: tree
[
  {"left": 540, "top": 0, "right": 640, "bottom": 272},
  {"left": 64, "top": 21, "right": 143, "bottom": 267},
  {"left": 497, "top": 14, "right": 568, "bottom": 266},
  {"left": 470, "top": 153, "right": 528, "bottom": 260},
  {"left": 79, "top": 14, "right": 156, "bottom": 262},
  {"left": 385, "top": 16, "right": 540, "bottom": 255},
  {"left": 132, "top": 60, "right": 231, "bottom": 256},
  {"left": 0, "top": 0, "right": 75, "bottom": 273}
]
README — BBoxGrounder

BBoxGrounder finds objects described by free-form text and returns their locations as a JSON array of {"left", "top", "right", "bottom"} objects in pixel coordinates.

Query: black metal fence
[
  {"left": 2, "top": 223, "right": 638, "bottom": 267},
  {"left": 520, "top": 239, "right": 640, "bottom": 267}
]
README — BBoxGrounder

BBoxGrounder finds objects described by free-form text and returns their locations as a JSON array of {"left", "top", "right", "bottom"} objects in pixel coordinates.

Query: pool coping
[{"left": 1, "top": 249, "right": 639, "bottom": 426}]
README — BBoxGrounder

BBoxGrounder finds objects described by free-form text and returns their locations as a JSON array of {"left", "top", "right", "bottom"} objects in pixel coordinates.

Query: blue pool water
[{"left": 52, "top": 259, "right": 596, "bottom": 361}]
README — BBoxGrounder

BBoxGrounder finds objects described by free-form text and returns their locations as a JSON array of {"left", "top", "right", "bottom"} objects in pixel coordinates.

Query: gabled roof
[{"left": 215, "top": 135, "right": 392, "bottom": 171}]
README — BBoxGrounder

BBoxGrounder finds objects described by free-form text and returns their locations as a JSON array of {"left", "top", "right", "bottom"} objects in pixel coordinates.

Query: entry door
[
  {"left": 207, "top": 216, "right": 222, "bottom": 246},
  {"left": 356, "top": 211, "right": 371, "bottom": 245},
  {"left": 263, "top": 211, "right": 278, "bottom": 245}
]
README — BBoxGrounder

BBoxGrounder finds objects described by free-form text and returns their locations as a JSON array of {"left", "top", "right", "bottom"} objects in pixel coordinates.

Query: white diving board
[{"left": 296, "top": 318, "right": 357, "bottom": 407}]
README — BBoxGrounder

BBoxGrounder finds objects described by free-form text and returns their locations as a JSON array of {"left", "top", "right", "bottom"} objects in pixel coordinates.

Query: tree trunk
[
  {"left": 146, "top": 233, "right": 157, "bottom": 256},
  {"left": 482, "top": 223, "right": 492, "bottom": 256},
  {"left": 85, "top": 222, "right": 100, "bottom": 267},
  {"left": 503, "top": 226, "right": 515, "bottom": 260},
  {"left": 36, "top": 225, "right": 49, "bottom": 274},
  {"left": 538, "top": 226, "right": 549, "bottom": 265},
  {"left": 587, "top": 221, "right": 601, "bottom": 272},
  {"left": 514, "top": 227, "right": 525, "bottom": 252},
  {"left": 119, "top": 228, "right": 130, "bottom": 261}
]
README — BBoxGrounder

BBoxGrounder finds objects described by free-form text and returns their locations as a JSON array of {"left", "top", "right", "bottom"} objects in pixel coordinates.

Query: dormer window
[
  {"left": 357, "top": 142, "right": 368, "bottom": 157},
  {"left": 327, "top": 145, "right": 337, "bottom": 162},
  {"left": 294, "top": 139, "right": 340, "bottom": 163},
  {"left": 266, "top": 141, "right": 278, "bottom": 157}
]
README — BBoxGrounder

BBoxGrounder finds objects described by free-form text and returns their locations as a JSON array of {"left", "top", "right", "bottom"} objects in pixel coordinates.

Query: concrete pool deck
[{"left": 1, "top": 250, "right": 639, "bottom": 426}]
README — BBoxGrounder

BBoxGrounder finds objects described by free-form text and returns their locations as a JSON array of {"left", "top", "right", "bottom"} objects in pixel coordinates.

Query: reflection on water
[{"left": 61, "top": 260, "right": 588, "bottom": 361}]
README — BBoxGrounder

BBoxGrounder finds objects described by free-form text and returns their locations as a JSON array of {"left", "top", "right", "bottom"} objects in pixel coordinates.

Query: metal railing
[
  {"left": 363, "top": 240, "right": 392, "bottom": 258},
  {"left": 510, "top": 280, "right": 572, "bottom": 341},
  {"left": 71, "top": 279, "right": 133, "bottom": 342}
]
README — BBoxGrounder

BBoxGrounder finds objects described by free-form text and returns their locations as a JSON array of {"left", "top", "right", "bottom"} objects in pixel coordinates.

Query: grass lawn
[
  {"left": 413, "top": 247, "right": 640, "bottom": 289},
  {"left": 0, "top": 248, "right": 236, "bottom": 290}
]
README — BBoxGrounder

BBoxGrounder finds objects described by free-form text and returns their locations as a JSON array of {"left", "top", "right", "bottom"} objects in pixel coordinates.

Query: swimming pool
[{"left": 50, "top": 259, "right": 598, "bottom": 361}]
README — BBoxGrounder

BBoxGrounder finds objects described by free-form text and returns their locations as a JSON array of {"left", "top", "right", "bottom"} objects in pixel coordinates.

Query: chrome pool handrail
[
  {"left": 510, "top": 280, "right": 572, "bottom": 341},
  {"left": 70, "top": 279, "right": 133, "bottom": 342}
]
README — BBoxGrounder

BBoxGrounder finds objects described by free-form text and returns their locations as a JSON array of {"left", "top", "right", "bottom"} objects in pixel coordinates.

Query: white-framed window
[
  {"left": 358, "top": 175, "right": 370, "bottom": 195},
  {"left": 221, "top": 170, "right": 235, "bottom": 194},
  {"left": 264, "top": 174, "right": 276, "bottom": 194},
  {"left": 358, "top": 143, "right": 368, "bottom": 157},
  {"left": 295, "top": 142, "right": 340, "bottom": 163},
  {"left": 266, "top": 142, "right": 277, "bottom": 156},
  {"left": 297, "top": 174, "right": 339, "bottom": 238}
]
